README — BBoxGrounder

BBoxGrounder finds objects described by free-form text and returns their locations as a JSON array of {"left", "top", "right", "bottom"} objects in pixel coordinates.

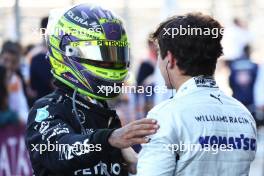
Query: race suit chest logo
[
  {"left": 74, "top": 162, "right": 121, "bottom": 175},
  {"left": 35, "top": 106, "right": 49, "bottom": 122},
  {"left": 199, "top": 134, "right": 256, "bottom": 151}
]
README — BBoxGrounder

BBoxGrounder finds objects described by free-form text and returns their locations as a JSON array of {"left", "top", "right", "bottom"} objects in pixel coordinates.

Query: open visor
[{"left": 65, "top": 41, "right": 129, "bottom": 68}]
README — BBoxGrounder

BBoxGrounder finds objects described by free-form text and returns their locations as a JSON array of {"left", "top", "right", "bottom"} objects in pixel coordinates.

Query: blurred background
[{"left": 0, "top": 0, "right": 264, "bottom": 175}]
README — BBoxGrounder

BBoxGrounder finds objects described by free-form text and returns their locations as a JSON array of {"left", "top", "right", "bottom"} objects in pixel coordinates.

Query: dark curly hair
[{"left": 152, "top": 12, "right": 223, "bottom": 76}]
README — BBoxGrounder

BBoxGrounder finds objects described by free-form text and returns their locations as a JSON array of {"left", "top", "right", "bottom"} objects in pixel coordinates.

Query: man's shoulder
[
  {"left": 28, "top": 91, "right": 69, "bottom": 121},
  {"left": 223, "top": 94, "right": 253, "bottom": 115},
  {"left": 33, "top": 91, "right": 62, "bottom": 107},
  {"left": 149, "top": 99, "right": 174, "bottom": 114}
]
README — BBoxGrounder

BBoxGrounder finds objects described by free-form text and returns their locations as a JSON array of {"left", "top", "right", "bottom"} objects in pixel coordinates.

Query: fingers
[
  {"left": 126, "top": 129, "right": 157, "bottom": 139},
  {"left": 131, "top": 123, "right": 159, "bottom": 131},
  {"left": 130, "top": 119, "right": 159, "bottom": 131},
  {"left": 129, "top": 137, "right": 150, "bottom": 146},
  {"left": 132, "top": 118, "right": 157, "bottom": 125},
  {"left": 125, "top": 118, "right": 160, "bottom": 139},
  {"left": 109, "top": 119, "right": 160, "bottom": 148}
]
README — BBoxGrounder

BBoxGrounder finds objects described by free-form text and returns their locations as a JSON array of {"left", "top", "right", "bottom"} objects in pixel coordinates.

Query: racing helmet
[{"left": 46, "top": 4, "right": 130, "bottom": 100}]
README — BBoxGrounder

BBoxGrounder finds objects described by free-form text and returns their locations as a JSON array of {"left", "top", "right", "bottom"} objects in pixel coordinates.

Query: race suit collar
[
  {"left": 54, "top": 88, "right": 118, "bottom": 118},
  {"left": 175, "top": 75, "right": 219, "bottom": 99},
  {"left": 53, "top": 80, "right": 113, "bottom": 111}
]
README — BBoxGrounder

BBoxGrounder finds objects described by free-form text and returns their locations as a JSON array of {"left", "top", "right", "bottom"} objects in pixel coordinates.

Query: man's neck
[{"left": 173, "top": 75, "right": 192, "bottom": 91}]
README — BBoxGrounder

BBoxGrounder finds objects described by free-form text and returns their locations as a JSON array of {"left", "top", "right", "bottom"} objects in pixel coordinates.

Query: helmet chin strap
[{"left": 72, "top": 88, "right": 87, "bottom": 134}]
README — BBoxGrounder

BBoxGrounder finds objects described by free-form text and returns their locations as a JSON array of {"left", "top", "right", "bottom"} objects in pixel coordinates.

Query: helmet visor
[{"left": 65, "top": 40, "right": 129, "bottom": 67}]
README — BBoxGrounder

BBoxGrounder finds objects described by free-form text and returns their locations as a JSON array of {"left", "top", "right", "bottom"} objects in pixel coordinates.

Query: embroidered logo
[{"left": 35, "top": 106, "right": 49, "bottom": 122}]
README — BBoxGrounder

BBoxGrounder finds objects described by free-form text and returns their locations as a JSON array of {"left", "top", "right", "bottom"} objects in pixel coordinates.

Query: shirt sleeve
[{"left": 137, "top": 110, "right": 178, "bottom": 176}]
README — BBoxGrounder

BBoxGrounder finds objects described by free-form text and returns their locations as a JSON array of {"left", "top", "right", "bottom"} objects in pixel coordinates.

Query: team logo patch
[
  {"left": 194, "top": 76, "right": 218, "bottom": 88},
  {"left": 35, "top": 106, "right": 49, "bottom": 122}
]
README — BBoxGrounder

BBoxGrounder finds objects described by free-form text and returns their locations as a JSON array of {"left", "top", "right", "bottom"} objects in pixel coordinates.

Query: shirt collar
[{"left": 174, "top": 76, "right": 219, "bottom": 99}]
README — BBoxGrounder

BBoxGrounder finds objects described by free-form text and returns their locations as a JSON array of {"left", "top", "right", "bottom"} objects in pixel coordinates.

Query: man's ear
[{"left": 166, "top": 51, "right": 176, "bottom": 69}]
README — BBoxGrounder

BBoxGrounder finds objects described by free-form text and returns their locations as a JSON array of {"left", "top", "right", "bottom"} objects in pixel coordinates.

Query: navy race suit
[{"left": 26, "top": 83, "right": 128, "bottom": 176}]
